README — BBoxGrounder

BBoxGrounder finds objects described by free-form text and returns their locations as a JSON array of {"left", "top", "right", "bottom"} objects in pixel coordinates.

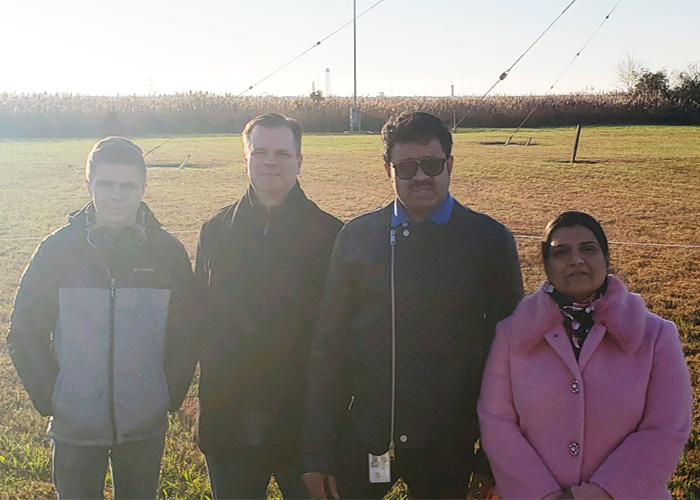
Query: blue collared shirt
[{"left": 391, "top": 194, "right": 455, "bottom": 227}]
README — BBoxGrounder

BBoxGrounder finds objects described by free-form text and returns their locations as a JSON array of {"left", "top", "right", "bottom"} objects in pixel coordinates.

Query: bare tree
[
  {"left": 613, "top": 52, "right": 646, "bottom": 94},
  {"left": 671, "top": 62, "right": 700, "bottom": 109}
]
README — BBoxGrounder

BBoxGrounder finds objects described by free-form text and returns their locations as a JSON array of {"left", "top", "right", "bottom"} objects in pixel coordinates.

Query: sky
[{"left": 1, "top": 0, "right": 698, "bottom": 97}]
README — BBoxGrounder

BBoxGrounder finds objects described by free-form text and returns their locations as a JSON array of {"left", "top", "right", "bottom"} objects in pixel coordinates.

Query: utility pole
[{"left": 349, "top": 0, "right": 362, "bottom": 132}]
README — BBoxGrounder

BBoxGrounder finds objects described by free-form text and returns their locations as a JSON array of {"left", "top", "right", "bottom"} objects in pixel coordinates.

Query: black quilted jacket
[{"left": 303, "top": 201, "right": 523, "bottom": 473}]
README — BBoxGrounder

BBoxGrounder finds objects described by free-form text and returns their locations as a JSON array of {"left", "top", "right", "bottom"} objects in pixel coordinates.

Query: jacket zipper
[
  {"left": 107, "top": 269, "right": 118, "bottom": 445},
  {"left": 263, "top": 220, "right": 269, "bottom": 235},
  {"left": 389, "top": 229, "right": 397, "bottom": 459}
]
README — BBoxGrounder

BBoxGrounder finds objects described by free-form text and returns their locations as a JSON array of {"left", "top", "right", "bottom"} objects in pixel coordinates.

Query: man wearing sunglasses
[{"left": 303, "top": 112, "right": 523, "bottom": 499}]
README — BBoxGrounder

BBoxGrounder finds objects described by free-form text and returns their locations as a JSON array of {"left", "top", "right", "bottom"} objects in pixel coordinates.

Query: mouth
[
  {"left": 409, "top": 182, "right": 434, "bottom": 192},
  {"left": 567, "top": 271, "right": 589, "bottom": 279}
]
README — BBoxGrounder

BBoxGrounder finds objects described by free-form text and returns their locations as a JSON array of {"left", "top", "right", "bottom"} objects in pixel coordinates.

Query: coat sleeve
[
  {"left": 478, "top": 326, "right": 563, "bottom": 499},
  {"left": 295, "top": 217, "right": 344, "bottom": 351},
  {"left": 302, "top": 228, "right": 354, "bottom": 474},
  {"left": 589, "top": 319, "right": 692, "bottom": 499},
  {"left": 193, "top": 219, "right": 218, "bottom": 360},
  {"left": 163, "top": 236, "right": 198, "bottom": 412},
  {"left": 6, "top": 240, "right": 60, "bottom": 417},
  {"left": 484, "top": 227, "right": 524, "bottom": 341}
]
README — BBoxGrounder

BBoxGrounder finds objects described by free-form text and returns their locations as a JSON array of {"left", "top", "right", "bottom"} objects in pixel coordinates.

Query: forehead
[
  {"left": 248, "top": 126, "right": 296, "bottom": 152},
  {"left": 550, "top": 225, "right": 598, "bottom": 246},
  {"left": 91, "top": 163, "right": 145, "bottom": 184},
  {"left": 390, "top": 138, "right": 444, "bottom": 163}
]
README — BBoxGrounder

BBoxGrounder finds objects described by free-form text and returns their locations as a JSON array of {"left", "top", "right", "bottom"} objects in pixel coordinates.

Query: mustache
[{"left": 409, "top": 179, "right": 435, "bottom": 188}]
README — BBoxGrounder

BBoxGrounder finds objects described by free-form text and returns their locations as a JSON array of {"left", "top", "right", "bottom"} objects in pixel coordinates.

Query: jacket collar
[
  {"left": 391, "top": 194, "right": 455, "bottom": 226},
  {"left": 507, "top": 274, "right": 647, "bottom": 354},
  {"left": 243, "top": 181, "right": 308, "bottom": 212},
  {"left": 225, "top": 181, "right": 312, "bottom": 231},
  {"left": 67, "top": 201, "right": 162, "bottom": 230}
]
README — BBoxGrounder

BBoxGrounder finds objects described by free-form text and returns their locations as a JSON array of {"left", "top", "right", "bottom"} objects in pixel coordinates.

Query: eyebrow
[{"left": 551, "top": 240, "right": 598, "bottom": 247}]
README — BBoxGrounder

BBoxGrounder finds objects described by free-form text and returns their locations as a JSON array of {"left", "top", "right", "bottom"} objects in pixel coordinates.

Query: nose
[
  {"left": 109, "top": 184, "right": 127, "bottom": 200},
  {"left": 263, "top": 152, "right": 279, "bottom": 165},
  {"left": 571, "top": 250, "right": 585, "bottom": 264},
  {"left": 412, "top": 165, "right": 430, "bottom": 180}
]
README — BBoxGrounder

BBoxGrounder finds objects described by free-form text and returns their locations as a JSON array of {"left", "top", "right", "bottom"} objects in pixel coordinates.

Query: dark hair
[
  {"left": 381, "top": 111, "right": 452, "bottom": 163},
  {"left": 541, "top": 211, "right": 610, "bottom": 263},
  {"left": 86, "top": 136, "right": 146, "bottom": 182},
  {"left": 242, "top": 113, "right": 302, "bottom": 156}
]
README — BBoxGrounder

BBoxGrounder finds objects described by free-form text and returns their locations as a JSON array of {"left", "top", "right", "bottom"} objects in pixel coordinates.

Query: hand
[
  {"left": 555, "top": 488, "right": 575, "bottom": 500},
  {"left": 466, "top": 472, "right": 496, "bottom": 500},
  {"left": 570, "top": 482, "right": 613, "bottom": 499},
  {"left": 302, "top": 472, "right": 340, "bottom": 500}
]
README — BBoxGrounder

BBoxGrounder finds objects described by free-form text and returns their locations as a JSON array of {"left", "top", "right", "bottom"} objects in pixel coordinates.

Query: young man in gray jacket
[{"left": 7, "top": 137, "right": 197, "bottom": 499}]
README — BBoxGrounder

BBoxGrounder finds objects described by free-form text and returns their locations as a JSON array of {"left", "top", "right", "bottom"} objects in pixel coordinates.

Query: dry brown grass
[
  {"left": 1, "top": 125, "right": 699, "bottom": 498},
  {"left": 2, "top": 92, "right": 697, "bottom": 139}
]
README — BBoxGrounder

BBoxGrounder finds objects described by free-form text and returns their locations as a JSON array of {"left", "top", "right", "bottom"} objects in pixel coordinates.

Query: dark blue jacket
[{"left": 303, "top": 201, "right": 523, "bottom": 473}]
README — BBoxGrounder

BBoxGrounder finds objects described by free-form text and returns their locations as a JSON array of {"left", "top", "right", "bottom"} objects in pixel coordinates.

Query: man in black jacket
[
  {"left": 302, "top": 112, "right": 524, "bottom": 499},
  {"left": 7, "top": 137, "right": 197, "bottom": 499},
  {"left": 195, "top": 113, "right": 343, "bottom": 499}
]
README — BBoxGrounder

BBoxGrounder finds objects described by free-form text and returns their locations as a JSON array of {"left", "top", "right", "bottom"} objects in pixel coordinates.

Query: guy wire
[
  {"left": 512, "top": 0, "right": 623, "bottom": 134},
  {"left": 454, "top": 0, "right": 577, "bottom": 129},
  {"left": 236, "top": 0, "right": 387, "bottom": 97}
]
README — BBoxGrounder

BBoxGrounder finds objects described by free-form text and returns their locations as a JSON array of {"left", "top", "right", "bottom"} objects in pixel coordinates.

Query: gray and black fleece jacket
[
  {"left": 7, "top": 202, "right": 197, "bottom": 446},
  {"left": 303, "top": 201, "right": 524, "bottom": 474}
]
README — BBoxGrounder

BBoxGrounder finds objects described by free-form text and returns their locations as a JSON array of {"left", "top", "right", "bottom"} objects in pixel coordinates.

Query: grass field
[{"left": 1, "top": 125, "right": 699, "bottom": 499}]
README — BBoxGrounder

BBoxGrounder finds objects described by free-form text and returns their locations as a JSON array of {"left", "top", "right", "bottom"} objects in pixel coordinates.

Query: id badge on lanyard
[{"left": 369, "top": 451, "right": 391, "bottom": 483}]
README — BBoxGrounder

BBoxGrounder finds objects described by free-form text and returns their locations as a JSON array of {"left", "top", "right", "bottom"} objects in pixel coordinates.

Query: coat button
[
  {"left": 568, "top": 442, "right": 580, "bottom": 456},
  {"left": 402, "top": 222, "right": 409, "bottom": 227},
  {"left": 569, "top": 379, "right": 580, "bottom": 394},
  {"left": 402, "top": 229, "right": 410, "bottom": 237},
  {"left": 399, "top": 434, "right": 408, "bottom": 443}
]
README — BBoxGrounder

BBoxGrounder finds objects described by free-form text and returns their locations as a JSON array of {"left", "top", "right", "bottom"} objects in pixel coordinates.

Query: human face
[
  {"left": 244, "top": 126, "right": 302, "bottom": 202},
  {"left": 86, "top": 163, "right": 146, "bottom": 228},
  {"left": 545, "top": 225, "right": 609, "bottom": 302},
  {"left": 384, "top": 139, "right": 453, "bottom": 222}
]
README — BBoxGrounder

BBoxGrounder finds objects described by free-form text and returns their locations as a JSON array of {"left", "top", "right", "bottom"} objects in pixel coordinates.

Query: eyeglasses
[{"left": 390, "top": 157, "right": 446, "bottom": 180}]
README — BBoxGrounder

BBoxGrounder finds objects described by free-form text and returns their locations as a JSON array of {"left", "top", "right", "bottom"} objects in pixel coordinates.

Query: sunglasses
[{"left": 390, "top": 157, "right": 446, "bottom": 180}]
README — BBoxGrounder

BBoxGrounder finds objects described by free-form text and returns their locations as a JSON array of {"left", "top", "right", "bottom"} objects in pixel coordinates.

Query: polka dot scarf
[{"left": 545, "top": 277, "right": 609, "bottom": 360}]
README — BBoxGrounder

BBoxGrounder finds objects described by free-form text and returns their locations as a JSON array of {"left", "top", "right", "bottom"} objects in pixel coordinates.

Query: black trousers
[
  {"left": 334, "top": 439, "right": 473, "bottom": 500},
  {"left": 205, "top": 444, "right": 308, "bottom": 500}
]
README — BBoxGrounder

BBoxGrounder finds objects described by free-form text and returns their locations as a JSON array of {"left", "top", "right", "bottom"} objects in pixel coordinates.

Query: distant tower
[{"left": 325, "top": 68, "right": 332, "bottom": 97}]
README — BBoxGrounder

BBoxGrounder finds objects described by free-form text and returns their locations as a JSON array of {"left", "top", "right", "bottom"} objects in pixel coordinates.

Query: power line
[
  {"left": 454, "top": 0, "right": 577, "bottom": 129},
  {"left": 236, "top": 0, "right": 387, "bottom": 97},
  {"left": 513, "top": 234, "right": 700, "bottom": 249},
  {"left": 511, "top": 0, "right": 623, "bottom": 134},
  {"left": 5, "top": 231, "right": 700, "bottom": 250}
]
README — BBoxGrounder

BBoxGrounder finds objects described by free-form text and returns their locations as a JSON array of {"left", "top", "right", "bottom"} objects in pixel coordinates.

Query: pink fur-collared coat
[{"left": 477, "top": 275, "right": 692, "bottom": 499}]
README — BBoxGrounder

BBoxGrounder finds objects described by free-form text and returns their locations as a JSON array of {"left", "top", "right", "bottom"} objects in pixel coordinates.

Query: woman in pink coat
[{"left": 477, "top": 211, "right": 692, "bottom": 500}]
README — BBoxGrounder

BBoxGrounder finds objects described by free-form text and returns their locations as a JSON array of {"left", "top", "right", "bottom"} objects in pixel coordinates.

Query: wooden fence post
[{"left": 571, "top": 124, "right": 582, "bottom": 163}]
